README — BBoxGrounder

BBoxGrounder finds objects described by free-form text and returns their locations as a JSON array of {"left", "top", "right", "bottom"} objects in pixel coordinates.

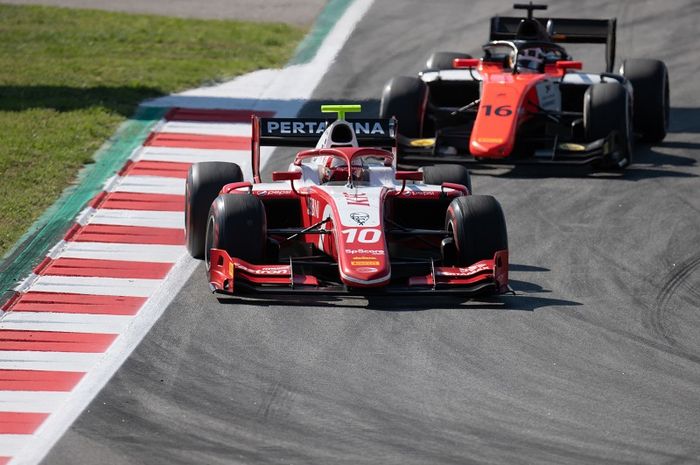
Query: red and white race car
[{"left": 185, "top": 105, "right": 509, "bottom": 295}]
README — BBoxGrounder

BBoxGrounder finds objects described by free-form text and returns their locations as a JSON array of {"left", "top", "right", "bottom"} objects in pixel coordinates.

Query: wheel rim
[
  {"left": 448, "top": 218, "right": 457, "bottom": 254},
  {"left": 205, "top": 216, "right": 214, "bottom": 271}
]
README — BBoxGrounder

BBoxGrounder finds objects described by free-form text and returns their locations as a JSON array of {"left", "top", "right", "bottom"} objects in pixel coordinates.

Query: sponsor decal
[
  {"left": 235, "top": 263, "right": 290, "bottom": 275},
  {"left": 265, "top": 120, "right": 387, "bottom": 135},
  {"left": 307, "top": 197, "right": 320, "bottom": 217},
  {"left": 355, "top": 267, "right": 379, "bottom": 273},
  {"left": 477, "top": 137, "right": 504, "bottom": 143},
  {"left": 343, "top": 192, "right": 370, "bottom": 206},
  {"left": 353, "top": 121, "right": 387, "bottom": 135},
  {"left": 437, "top": 262, "right": 491, "bottom": 276},
  {"left": 536, "top": 80, "right": 561, "bottom": 112},
  {"left": 401, "top": 190, "right": 441, "bottom": 197},
  {"left": 267, "top": 121, "right": 326, "bottom": 134},
  {"left": 350, "top": 256, "right": 381, "bottom": 266},
  {"left": 344, "top": 248, "right": 385, "bottom": 255},
  {"left": 350, "top": 212, "right": 369, "bottom": 225},
  {"left": 229, "top": 262, "right": 234, "bottom": 277},
  {"left": 256, "top": 190, "right": 293, "bottom": 197}
]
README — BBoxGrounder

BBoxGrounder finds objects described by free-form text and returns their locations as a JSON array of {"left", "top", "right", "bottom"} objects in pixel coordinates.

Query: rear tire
[
  {"left": 426, "top": 52, "right": 473, "bottom": 70},
  {"left": 205, "top": 194, "right": 267, "bottom": 270},
  {"left": 379, "top": 76, "right": 428, "bottom": 138},
  {"left": 584, "top": 82, "right": 632, "bottom": 168},
  {"left": 422, "top": 164, "right": 473, "bottom": 194},
  {"left": 185, "top": 162, "right": 243, "bottom": 258},
  {"left": 620, "top": 58, "right": 669, "bottom": 142},
  {"left": 445, "top": 195, "right": 507, "bottom": 266}
]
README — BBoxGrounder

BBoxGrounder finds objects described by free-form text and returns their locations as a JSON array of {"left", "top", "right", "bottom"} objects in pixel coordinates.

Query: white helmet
[{"left": 517, "top": 47, "right": 546, "bottom": 72}]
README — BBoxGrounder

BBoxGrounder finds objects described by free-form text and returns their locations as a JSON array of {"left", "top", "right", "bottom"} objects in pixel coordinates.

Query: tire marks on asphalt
[{"left": 647, "top": 252, "right": 700, "bottom": 347}]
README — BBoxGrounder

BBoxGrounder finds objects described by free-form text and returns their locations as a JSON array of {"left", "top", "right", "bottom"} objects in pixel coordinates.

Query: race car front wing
[
  {"left": 399, "top": 130, "right": 627, "bottom": 168},
  {"left": 208, "top": 248, "right": 509, "bottom": 296}
]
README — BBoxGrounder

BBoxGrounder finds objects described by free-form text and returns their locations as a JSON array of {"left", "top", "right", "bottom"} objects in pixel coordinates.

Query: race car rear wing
[
  {"left": 489, "top": 16, "right": 617, "bottom": 72},
  {"left": 250, "top": 116, "right": 397, "bottom": 182}
]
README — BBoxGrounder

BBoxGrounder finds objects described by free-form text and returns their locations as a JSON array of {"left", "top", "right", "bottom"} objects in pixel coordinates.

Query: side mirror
[
  {"left": 272, "top": 171, "right": 302, "bottom": 182},
  {"left": 556, "top": 60, "right": 583, "bottom": 70},
  {"left": 395, "top": 171, "right": 423, "bottom": 181},
  {"left": 453, "top": 58, "right": 480, "bottom": 69}
]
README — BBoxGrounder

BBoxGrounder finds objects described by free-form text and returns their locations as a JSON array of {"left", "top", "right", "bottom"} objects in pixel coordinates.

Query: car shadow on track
[
  {"left": 217, "top": 292, "right": 581, "bottom": 312},
  {"left": 472, "top": 141, "right": 698, "bottom": 181},
  {"left": 668, "top": 107, "right": 700, "bottom": 134},
  {"left": 215, "top": 264, "right": 581, "bottom": 312}
]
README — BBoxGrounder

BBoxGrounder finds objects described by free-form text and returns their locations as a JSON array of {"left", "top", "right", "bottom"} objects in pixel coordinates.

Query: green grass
[{"left": 0, "top": 4, "right": 305, "bottom": 256}]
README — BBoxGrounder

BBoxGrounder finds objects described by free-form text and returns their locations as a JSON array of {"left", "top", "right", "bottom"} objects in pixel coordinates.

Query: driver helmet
[
  {"left": 319, "top": 158, "right": 369, "bottom": 183},
  {"left": 517, "top": 47, "right": 546, "bottom": 72}
]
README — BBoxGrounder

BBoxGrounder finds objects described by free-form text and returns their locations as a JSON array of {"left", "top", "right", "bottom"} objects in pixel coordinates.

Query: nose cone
[
  {"left": 337, "top": 225, "right": 391, "bottom": 288},
  {"left": 340, "top": 251, "right": 391, "bottom": 287},
  {"left": 326, "top": 186, "right": 391, "bottom": 288},
  {"left": 469, "top": 74, "right": 540, "bottom": 159},
  {"left": 470, "top": 138, "right": 513, "bottom": 158}
]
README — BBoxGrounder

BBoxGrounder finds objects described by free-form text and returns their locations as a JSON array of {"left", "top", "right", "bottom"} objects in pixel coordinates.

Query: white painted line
[
  {"left": 0, "top": 312, "right": 132, "bottom": 334},
  {"left": 161, "top": 121, "right": 252, "bottom": 137},
  {"left": 57, "top": 241, "right": 185, "bottom": 263},
  {"left": 0, "top": 352, "right": 102, "bottom": 372},
  {"left": 137, "top": 146, "right": 251, "bottom": 164},
  {"left": 0, "top": 392, "right": 69, "bottom": 414},
  {"left": 89, "top": 209, "right": 184, "bottom": 229},
  {"left": 0, "top": 435, "right": 34, "bottom": 456},
  {"left": 144, "top": 71, "right": 278, "bottom": 106},
  {"left": 30, "top": 276, "right": 162, "bottom": 298},
  {"left": 110, "top": 175, "right": 185, "bottom": 195}
]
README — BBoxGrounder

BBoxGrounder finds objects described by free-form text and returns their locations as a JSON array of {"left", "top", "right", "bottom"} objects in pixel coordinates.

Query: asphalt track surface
[{"left": 45, "top": 1, "right": 700, "bottom": 464}]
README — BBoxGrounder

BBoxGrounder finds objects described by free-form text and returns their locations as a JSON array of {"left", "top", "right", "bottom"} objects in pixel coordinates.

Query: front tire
[
  {"left": 379, "top": 76, "right": 428, "bottom": 138},
  {"left": 185, "top": 162, "right": 243, "bottom": 258},
  {"left": 205, "top": 194, "right": 267, "bottom": 270},
  {"left": 620, "top": 58, "right": 669, "bottom": 142},
  {"left": 584, "top": 82, "right": 632, "bottom": 168},
  {"left": 445, "top": 195, "right": 507, "bottom": 266}
]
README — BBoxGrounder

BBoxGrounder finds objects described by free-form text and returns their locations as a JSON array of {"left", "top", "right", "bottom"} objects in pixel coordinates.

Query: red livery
[{"left": 184, "top": 105, "right": 509, "bottom": 296}]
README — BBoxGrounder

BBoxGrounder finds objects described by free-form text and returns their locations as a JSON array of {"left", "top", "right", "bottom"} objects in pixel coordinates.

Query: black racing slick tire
[
  {"left": 620, "top": 58, "right": 670, "bottom": 142},
  {"left": 584, "top": 82, "right": 633, "bottom": 168},
  {"left": 379, "top": 76, "right": 428, "bottom": 138},
  {"left": 185, "top": 162, "right": 243, "bottom": 258},
  {"left": 425, "top": 52, "right": 473, "bottom": 70},
  {"left": 445, "top": 195, "right": 507, "bottom": 266},
  {"left": 205, "top": 194, "right": 267, "bottom": 270},
  {"left": 422, "top": 164, "right": 473, "bottom": 194}
]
